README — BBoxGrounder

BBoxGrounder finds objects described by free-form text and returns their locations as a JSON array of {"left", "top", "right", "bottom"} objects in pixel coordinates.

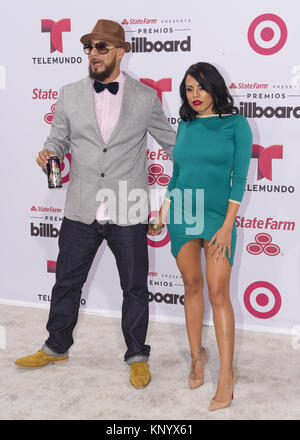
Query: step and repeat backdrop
[{"left": 1, "top": 0, "right": 299, "bottom": 335}]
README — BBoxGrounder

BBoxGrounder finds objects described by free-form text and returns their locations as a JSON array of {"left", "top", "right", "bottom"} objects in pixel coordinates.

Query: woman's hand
[{"left": 208, "top": 225, "right": 232, "bottom": 263}]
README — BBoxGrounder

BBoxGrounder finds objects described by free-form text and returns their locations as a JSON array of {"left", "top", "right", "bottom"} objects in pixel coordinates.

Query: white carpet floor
[{"left": 0, "top": 304, "right": 299, "bottom": 420}]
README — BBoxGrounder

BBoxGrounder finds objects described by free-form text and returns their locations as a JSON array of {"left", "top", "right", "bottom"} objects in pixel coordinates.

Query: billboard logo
[
  {"left": 148, "top": 164, "right": 170, "bottom": 186},
  {"left": 244, "top": 281, "right": 282, "bottom": 319},
  {"left": 251, "top": 144, "right": 283, "bottom": 181},
  {"left": 140, "top": 78, "right": 172, "bottom": 103},
  {"left": 31, "top": 223, "right": 60, "bottom": 238},
  {"left": 41, "top": 18, "right": 71, "bottom": 53},
  {"left": 132, "top": 36, "right": 191, "bottom": 53},
  {"left": 248, "top": 13, "right": 288, "bottom": 55},
  {"left": 246, "top": 233, "right": 280, "bottom": 256}
]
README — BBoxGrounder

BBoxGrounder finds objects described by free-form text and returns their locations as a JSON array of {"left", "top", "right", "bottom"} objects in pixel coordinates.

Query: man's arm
[
  {"left": 43, "top": 87, "right": 71, "bottom": 159},
  {"left": 147, "top": 95, "right": 176, "bottom": 160},
  {"left": 36, "top": 87, "right": 70, "bottom": 170}
]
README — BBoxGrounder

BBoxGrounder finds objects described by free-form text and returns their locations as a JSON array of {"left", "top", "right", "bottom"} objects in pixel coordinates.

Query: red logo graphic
[
  {"left": 244, "top": 281, "right": 281, "bottom": 319},
  {"left": 248, "top": 14, "right": 288, "bottom": 55},
  {"left": 44, "top": 103, "right": 56, "bottom": 125},
  {"left": 252, "top": 144, "right": 283, "bottom": 181},
  {"left": 47, "top": 260, "right": 56, "bottom": 273},
  {"left": 121, "top": 19, "right": 129, "bottom": 25},
  {"left": 229, "top": 83, "right": 238, "bottom": 89},
  {"left": 147, "top": 210, "right": 170, "bottom": 248},
  {"left": 247, "top": 233, "right": 280, "bottom": 256},
  {"left": 148, "top": 164, "right": 170, "bottom": 186},
  {"left": 61, "top": 153, "right": 71, "bottom": 184},
  {"left": 31, "top": 206, "right": 37, "bottom": 212},
  {"left": 41, "top": 19, "right": 71, "bottom": 53},
  {"left": 140, "top": 78, "right": 172, "bottom": 103}
]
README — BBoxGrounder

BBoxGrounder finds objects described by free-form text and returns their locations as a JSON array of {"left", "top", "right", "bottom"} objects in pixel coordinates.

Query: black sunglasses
[{"left": 83, "top": 41, "right": 122, "bottom": 55}]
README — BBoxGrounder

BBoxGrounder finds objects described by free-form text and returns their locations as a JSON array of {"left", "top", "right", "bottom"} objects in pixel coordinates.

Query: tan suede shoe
[
  {"left": 129, "top": 361, "right": 151, "bottom": 388},
  {"left": 15, "top": 349, "right": 69, "bottom": 369}
]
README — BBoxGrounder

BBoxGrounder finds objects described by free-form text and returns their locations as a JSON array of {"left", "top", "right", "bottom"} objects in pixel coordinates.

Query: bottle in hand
[{"left": 47, "top": 156, "right": 62, "bottom": 189}]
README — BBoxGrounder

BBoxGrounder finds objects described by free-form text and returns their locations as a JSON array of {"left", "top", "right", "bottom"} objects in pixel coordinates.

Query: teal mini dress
[{"left": 166, "top": 114, "right": 253, "bottom": 266}]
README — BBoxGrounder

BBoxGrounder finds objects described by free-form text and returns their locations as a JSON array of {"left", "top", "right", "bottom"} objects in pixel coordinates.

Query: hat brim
[{"left": 80, "top": 32, "right": 131, "bottom": 52}]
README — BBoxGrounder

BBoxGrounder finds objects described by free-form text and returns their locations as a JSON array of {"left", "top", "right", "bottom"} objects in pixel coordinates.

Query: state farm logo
[
  {"left": 229, "top": 82, "right": 268, "bottom": 90},
  {"left": 122, "top": 18, "right": 158, "bottom": 25},
  {"left": 147, "top": 210, "right": 170, "bottom": 248},
  {"left": 248, "top": 13, "right": 288, "bottom": 55},
  {"left": 246, "top": 233, "right": 280, "bottom": 256},
  {"left": 44, "top": 103, "right": 56, "bottom": 124},
  {"left": 148, "top": 164, "right": 170, "bottom": 186},
  {"left": 244, "top": 281, "right": 282, "bottom": 319},
  {"left": 41, "top": 19, "right": 71, "bottom": 53},
  {"left": 140, "top": 78, "right": 172, "bottom": 103},
  {"left": 33, "top": 18, "right": 82, "bottom": 65},
  {"left": 236, "top": 216, "right": 295, "bottom": 231},
  {"left": 30, "top": 206, "right": 62, "bottom": 214},
  {"left": 252, "top": 144, "right": 283, "bottom": 181}
]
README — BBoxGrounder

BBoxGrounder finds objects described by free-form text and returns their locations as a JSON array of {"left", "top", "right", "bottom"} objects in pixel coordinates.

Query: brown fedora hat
[{"left": 80, "top": 19, "right": 131, "bottom": 53}]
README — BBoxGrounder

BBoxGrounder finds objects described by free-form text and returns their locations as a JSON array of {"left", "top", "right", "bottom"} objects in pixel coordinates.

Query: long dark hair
[{"left": 179, "top": 62, "right": 234, "bottom": 122}]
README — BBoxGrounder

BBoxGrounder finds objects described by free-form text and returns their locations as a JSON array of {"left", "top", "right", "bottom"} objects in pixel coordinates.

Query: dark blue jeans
[{"left": 45, "top": 217, "right": 151, "bottom": 363}]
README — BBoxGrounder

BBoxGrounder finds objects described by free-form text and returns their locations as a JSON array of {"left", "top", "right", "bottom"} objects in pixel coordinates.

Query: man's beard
[{"left": 88, "top": 57, "right": 117, "bottom": 82}]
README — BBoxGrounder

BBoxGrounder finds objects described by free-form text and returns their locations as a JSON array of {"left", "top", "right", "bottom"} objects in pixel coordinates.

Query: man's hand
[{"left": 35, "top": 149, "right": 62, "bottom": 169}]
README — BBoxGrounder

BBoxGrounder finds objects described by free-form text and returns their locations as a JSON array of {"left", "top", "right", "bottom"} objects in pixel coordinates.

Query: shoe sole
[
  {"left": 130, "top": 376, "right": 151, "bottom": 389},
  {"left": 15, "top": 358, "right": 69, "bottom": 369}
]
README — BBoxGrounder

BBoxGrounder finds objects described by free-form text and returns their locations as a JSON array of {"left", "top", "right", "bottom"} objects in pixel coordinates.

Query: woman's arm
[{"left": 208, "top": 116, "right": 253, "bottom": 263}]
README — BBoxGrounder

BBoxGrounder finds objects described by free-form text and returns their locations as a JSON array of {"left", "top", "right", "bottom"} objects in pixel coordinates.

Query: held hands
[
  {"left": 208, "top": 225, "right": 232, "bottom": 264},
  {"left": 147, "top": 198, "right": 171, "bottom": 236},
  {"left": 147, "top": 220, "right": 164, "bottom": 236},
  {"left": 147, "top": 208, "right": 165, "bottom": 236},
  {"left": 36, "top": 149, "right": 62, "bottom": 169}
]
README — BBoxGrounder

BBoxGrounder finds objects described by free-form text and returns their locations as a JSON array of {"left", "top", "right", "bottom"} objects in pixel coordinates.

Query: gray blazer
[{"left": 44, "top": 72, "right": 176, "bottom": 225}]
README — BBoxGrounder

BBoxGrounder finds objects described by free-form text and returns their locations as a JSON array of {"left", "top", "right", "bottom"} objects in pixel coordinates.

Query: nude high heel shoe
[
  {"left": 188, "top": 347, "right": 207, "bottom": 389},
  {"left": 209, "top": 373, "right": 237, "bottom": 411}
]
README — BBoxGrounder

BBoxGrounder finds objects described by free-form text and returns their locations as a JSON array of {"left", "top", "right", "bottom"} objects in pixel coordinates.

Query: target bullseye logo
[
  {"left": 246, "top": 233, "right": 280, "bottom": 256},
  {"left": 61, "top": 153, "right": 71, "bottom": 184},
  {"left": 148, "top": 164, "right": 170, "bottom": 186},
  {"left": 147, "top": 210, "right": 170, "bottom": 248},
  {"left": 244, "top": 281, "right": 281, "bottom": 319},
  {"left": 248, "top": 14, "right": 288, "bottom": 55}
]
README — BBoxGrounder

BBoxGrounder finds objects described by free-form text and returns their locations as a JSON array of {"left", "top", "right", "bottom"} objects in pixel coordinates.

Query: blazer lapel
[
  {"left": 105, "top": 72, "right": 139, "bottom": 147},
  {"left": 84, "top": 77, "right": 105, "bottom": 146}
]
